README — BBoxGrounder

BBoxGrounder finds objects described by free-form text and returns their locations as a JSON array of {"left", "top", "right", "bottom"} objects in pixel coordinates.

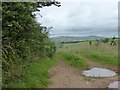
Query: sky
[{"left": 36, "top": 0, "right": 119, "bottom": 37}]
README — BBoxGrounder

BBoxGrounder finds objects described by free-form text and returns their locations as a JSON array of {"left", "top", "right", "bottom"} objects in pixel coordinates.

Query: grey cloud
[{"left": 36, "top": 0, "right": 118, "bottom": 37}]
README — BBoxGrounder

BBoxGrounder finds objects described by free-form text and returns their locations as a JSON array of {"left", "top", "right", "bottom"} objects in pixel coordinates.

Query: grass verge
[
  {"left": 79, "top": 51, "right": 118, "bottom": 66},
  {"left": 60, "top": 52, "right": 88, "bottom": 69},
  {"left": 8, "top": 57, "right": 57, "bottom": 88}
]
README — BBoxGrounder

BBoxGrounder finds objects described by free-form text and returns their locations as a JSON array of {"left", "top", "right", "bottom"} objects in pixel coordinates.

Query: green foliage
[
  {"left": 110, "top": 36, "right": 117, "bottom": 46},
  {"left": 2, "top": 2, "right": 56, "bottom": 87},
  {"left": 102, "top": 38, "right": 109, "bottom": 43},
  {"left": 44, "top": 38, "right": 56, "bottom": 58},
  {"left": 57, "top": 40, "right": 118, "bottom": 66},
  {"left": 7, "top": 57, "right": 57, "bottom": 88},
  {"left": 80, "top": 51, "right": 118, "bottom": 66},
  {"left": 60, "top": 52, "right": 88, "bottom": 68}
]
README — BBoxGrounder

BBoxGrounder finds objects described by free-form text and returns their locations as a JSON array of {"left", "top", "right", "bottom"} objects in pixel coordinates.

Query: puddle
[
  {"left": 108, "top": 81, "right": 120, "bottom": 89},
  {"left": 82, "top": 67, "right": 117, "bottom": 77}
]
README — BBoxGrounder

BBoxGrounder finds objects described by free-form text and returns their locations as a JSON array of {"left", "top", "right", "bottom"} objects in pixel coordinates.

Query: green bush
[{"left": 2, "top": 2, "right": 56, "bottom": 87}]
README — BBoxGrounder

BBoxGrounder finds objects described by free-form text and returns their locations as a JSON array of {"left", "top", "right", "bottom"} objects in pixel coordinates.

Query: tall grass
[
  {"left": 60, "top": 52, "right": 88, "bottom": 69},
  {"left": 58, "top": 41, "right": 118, "bottom": 66},
  {"left": 7, "top": 57, "right": 57, "bottom": 88},
  {"left": 80, "top": 51, "right": 118, "bottom": 66}
]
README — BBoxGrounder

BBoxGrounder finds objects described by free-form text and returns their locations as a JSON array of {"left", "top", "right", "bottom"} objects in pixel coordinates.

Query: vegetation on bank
[
  {"left": 2, "top": 2, "right": 59, "bottom": 88},
  {"left": 7, "top": 57, "right": 57, "bottom": 88},
  {"left": 80, "top": 51, "right": 118, "bottom": 66},
  {"left": 60, "top": 52, "right": 88, "bottom": 69}
]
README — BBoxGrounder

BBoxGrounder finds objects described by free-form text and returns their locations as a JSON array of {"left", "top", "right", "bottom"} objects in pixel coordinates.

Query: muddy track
[{"left": 48, "top": 59, "right": 118, "bottom": 88}]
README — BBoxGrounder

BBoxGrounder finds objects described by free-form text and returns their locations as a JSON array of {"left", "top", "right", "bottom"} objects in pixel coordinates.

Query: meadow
[{"left": 58, "top": 40, "right": 118, "bottom": 66}]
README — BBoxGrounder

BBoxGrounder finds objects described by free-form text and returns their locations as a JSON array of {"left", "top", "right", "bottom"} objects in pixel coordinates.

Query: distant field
[{"left": 57, "top": 40, "right": 118, "bottom": 66}]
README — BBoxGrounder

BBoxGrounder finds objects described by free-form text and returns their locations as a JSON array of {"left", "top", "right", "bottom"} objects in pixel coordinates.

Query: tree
[
  {"left": 110, "top": 36, "right": 116, "bottom": 46},
  {"left": 102, "top": 38, "right": 109, "bottom": 43}
]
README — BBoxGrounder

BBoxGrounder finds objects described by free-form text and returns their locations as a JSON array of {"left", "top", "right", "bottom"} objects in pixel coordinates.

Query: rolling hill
[{"left": 50, "top": 36, "right": 105, "bottom": 43}]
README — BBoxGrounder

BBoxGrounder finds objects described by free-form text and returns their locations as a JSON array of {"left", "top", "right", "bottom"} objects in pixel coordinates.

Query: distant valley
[{"left": 50, "top": 36, "right": 105, "bottom": 43}]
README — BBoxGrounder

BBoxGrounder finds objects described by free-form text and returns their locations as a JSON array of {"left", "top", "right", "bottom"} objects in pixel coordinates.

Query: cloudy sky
[{"left": 36, "top": 0, "right": 119, "bottom": 37}]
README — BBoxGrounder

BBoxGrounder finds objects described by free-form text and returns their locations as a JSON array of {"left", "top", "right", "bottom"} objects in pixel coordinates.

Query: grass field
[{"left": 57, "top": 40, "right": 118, "bottom": 66}]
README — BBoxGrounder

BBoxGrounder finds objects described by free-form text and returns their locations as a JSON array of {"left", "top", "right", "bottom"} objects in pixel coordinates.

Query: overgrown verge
[
  {"left": 79, "top": 51, "right": 118, "bottom": 66},
  {"left": 2, "top": 2, "right": 57, "bottom": 87},
  {"left": 7, "top": 57, "right": 57, "bottom": 88},
  {"left": 60, "top": 52, "right": 88, "bottom": 69}
]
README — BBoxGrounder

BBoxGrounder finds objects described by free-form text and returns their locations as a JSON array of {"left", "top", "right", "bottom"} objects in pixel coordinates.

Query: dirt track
[{"left": 48, "top": 59, "right": 118, "bottom": 88}]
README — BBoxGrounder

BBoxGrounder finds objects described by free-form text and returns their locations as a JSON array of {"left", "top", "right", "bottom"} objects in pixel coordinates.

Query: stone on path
[
  {"left": 108, "top": 81, "right": 120, "bottom": 89},
  {"left": 82, "top": 67, "right": 117, "bottom": 77}
]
